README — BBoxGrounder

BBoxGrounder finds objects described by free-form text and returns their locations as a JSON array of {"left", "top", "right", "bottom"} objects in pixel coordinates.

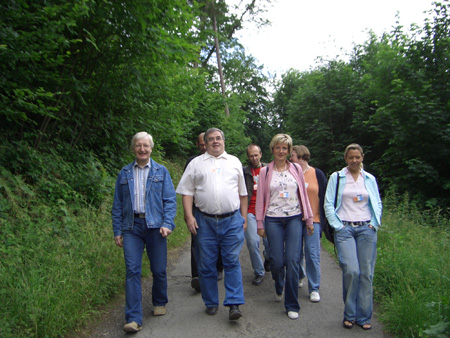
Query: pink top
[{"left": 255, "top": 161, "right": 314, "bottom": 228}]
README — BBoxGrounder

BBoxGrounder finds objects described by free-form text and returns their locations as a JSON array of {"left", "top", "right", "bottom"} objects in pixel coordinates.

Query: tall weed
[
  {"left": 375, "top": 192, "right": 450, "bottom": 337},
  {"left": 0, "top": 167, "right": 124, "bottom": 337}
]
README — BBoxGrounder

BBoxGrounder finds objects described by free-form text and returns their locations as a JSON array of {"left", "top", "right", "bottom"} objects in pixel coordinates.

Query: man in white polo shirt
[{"left": 176, "top": 128, "right": 248, "bottom": 321}]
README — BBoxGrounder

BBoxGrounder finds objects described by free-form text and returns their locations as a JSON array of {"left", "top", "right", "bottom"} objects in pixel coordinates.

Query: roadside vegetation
[{"left": 375, "top": 191, "right": 450, "bottom": 338}]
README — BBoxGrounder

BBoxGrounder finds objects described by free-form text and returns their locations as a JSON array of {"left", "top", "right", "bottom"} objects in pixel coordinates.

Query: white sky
[{"left": 234, "top": 0, "right": 435, "bottom": 76}]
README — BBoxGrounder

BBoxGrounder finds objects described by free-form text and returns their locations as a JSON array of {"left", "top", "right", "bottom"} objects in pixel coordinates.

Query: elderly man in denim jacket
[{"left": 112, "top": 131, "right": 177, "bottom": 333}]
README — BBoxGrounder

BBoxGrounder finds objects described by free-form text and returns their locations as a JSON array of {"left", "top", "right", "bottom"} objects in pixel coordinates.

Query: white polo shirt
[{"left": 176, "top": 151, "right": 247, "bottom": 215}]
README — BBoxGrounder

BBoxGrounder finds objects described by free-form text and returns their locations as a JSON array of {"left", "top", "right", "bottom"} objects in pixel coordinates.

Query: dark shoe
[
  {"left": 205, "top": 306, "right": 218, "bottom": 315},
  {"left": 264, "top": 260, "right": 270, "bottom": 272},
  {"left": 191, "top": 277, "right": 201, "bottom": 292},
  {"left": 217, "top": 271, "right": 223, "bottom": 281},
  {"left": 228, "top": 305, "right": 242, "bottom": 320},
  {"left": 252, "top": 275, "right": 264, "bottom": 286}
]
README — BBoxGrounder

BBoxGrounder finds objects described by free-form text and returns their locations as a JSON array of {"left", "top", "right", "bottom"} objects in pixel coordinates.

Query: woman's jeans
[
  {"left": 122, "top": 217, "right": 168, "bottom": 325},
  {"left": 335, "top": 224, "right": 377, "bottom": 325},
  {"left": 265, "top": 215, "right": 303, "bottom": 312},
  {"left": 299, "top": 222, "right": 321, "bottom": 293}
]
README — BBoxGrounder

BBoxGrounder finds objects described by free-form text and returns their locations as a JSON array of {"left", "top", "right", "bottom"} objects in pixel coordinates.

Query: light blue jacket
[
  {"left": 324, "top": 168, "right": 382, "bottom": 231},
  {"left": 112, "top": 158, "right": 177, "bottom": 237}
]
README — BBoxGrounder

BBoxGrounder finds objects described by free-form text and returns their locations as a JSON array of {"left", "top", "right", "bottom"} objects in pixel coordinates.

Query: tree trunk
[{"left": 212, "top": 1, "right": 229, "bottom": 117}]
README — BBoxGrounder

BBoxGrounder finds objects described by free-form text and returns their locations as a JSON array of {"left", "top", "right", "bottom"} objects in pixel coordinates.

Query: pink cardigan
[{"left": 255, "top": 161, "right": 313, "bottom": 229}]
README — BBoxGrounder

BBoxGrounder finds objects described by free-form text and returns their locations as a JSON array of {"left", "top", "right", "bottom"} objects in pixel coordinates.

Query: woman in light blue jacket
[{"left": 324, "top": 144, "right": 382, "bottom": 331}]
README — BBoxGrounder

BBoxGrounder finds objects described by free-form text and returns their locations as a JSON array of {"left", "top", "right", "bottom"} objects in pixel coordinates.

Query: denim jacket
[
  {"left": 324, "top": 167, "right": 382, "bottom": 232},
  {"left": 112, "top": 158, "right": 177, "bottom": 237}
]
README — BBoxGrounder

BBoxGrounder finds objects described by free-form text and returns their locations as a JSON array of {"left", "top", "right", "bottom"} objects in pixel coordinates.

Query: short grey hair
[
  {"left": 130, "top": 131, "right": 154, "bottom": 151},
  {"left": 204, "top": 128, "right": 225, "bottom": 142}
]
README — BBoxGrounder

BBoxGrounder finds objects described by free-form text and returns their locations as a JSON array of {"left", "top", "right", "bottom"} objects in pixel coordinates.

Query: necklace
[
  {"left": 303, "top": 165, "right": 311, "bottom": 174},
  {"left": 275, "top": 162, "right": 287, "bottom": 172}
]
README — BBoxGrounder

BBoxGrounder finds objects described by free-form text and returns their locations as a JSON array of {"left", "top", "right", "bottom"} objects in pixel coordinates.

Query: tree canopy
[
  {"left": 275, "top": 1, "right": 450, "bottom": 209},
  {"left": 1, "top": 0, "right": 449, "bottom": 210}
]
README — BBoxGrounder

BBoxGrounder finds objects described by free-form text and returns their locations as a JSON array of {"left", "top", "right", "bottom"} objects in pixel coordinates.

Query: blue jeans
[
  {"left": 335, "top": 225, "right": 377, "bottom": 325},
  {"left": 299, "top": 222, "right": 321, "bottom": 293},
  {"left": 195, "top": 211, "right": 245, "bottom": 307},
  {"left": 122, "top": 218, "right": 168, "bottom": 325},
  {"left": 245, "top": 213, "right": 268, "bottom": 277},
  {"left": 265, "top": 215, "right": 303, "bottom": 312}
]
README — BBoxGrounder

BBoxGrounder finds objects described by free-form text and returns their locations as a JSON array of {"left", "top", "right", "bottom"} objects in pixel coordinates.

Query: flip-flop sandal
[
  {"left": 359, "top": 323, "right": 372, "bottom": 330},
  {"left": 343, "top": 319, "right": 354, "bottom": 329}
]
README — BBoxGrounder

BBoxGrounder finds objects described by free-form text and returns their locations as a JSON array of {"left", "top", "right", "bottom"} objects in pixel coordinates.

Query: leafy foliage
[{"left": 276, "top": 1, "right": 450, "bottom": 209}]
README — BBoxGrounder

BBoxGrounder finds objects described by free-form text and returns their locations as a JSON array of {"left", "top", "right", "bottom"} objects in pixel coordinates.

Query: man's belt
[
  {"left": 134, "top": 213, "right": 145, "bottom": 218},
  {"left": 201, "top": 209, "right": 238, "bottom": 219}
]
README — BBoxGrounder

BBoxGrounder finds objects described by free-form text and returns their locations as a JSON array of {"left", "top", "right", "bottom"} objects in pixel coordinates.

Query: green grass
[
  {"left": 0, "top": 173, "right": 124, "bottom": 338},
  {"left": 322, "top": 192, "right": 450, "bottom": 337}
]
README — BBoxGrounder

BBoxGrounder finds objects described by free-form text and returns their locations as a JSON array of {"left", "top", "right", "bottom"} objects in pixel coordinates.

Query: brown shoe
[{"left": 153, "top": 306, "right": 167, "bottom": 316}]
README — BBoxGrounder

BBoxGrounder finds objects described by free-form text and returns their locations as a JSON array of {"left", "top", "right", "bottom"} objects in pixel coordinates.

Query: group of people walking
[{"left": 112, "top": 129, "right": 382, "bottom": 333}]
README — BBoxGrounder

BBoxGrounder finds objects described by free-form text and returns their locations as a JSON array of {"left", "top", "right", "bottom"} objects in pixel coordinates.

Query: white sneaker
[
  {"left": 275, "top": 291, "right": 284, "bottom": 302},
  {"left": 310, "top": 291, "right": 320, "bottom": 303},
  {"left": 298, "top": 278, "right": 304, "bottom": 288},
  {"left": 288, "top": 311, "right": 299, "bottom": 320}
]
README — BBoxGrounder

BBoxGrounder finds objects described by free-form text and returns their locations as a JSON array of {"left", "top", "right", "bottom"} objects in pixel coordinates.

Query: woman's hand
[
  {"left": 257, "top": 228, "right": 266, "bottom": 237},
  {"left": 306, "top": 224, "right": 314, "bottom": 236}
]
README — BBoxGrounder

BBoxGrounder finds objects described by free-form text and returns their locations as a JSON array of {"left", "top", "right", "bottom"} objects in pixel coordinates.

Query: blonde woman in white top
[{"left": 324, "top": 144, "right": 382, "bottom": 330}]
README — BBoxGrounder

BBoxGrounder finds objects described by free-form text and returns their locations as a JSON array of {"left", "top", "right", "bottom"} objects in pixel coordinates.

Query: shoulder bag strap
[{"left": 334, "top": 172, "right": 339, "bottom": 208}]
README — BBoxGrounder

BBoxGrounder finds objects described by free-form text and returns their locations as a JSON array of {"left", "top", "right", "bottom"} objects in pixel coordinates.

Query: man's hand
[
  {"left": 160, "top": 227, "right": 172, "bottom": 238},
  {"left": 243, "top": 219, "right": 248, "bottom": 232},
  {"left": 185, "top": 214, "right": 198, "bottom": 235},
  {"left": 114, "top": 235, "right": 123, "bottom": 247}
]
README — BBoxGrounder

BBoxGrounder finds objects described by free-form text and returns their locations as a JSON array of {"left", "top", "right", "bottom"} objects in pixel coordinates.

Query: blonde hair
[
  {"left": 344, "top": 143, "right": 364, "bottom": 169},
  {"left": 269, "top": 134, "right": 293, "bottom": 154},
  {"left": 344, "top": 143, "right": 364, "bottom": 157}
]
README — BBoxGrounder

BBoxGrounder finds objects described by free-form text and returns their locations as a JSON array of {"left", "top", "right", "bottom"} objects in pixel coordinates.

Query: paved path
[{"left": 81, "top": 240, "right": 390, "bottom": 337}]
